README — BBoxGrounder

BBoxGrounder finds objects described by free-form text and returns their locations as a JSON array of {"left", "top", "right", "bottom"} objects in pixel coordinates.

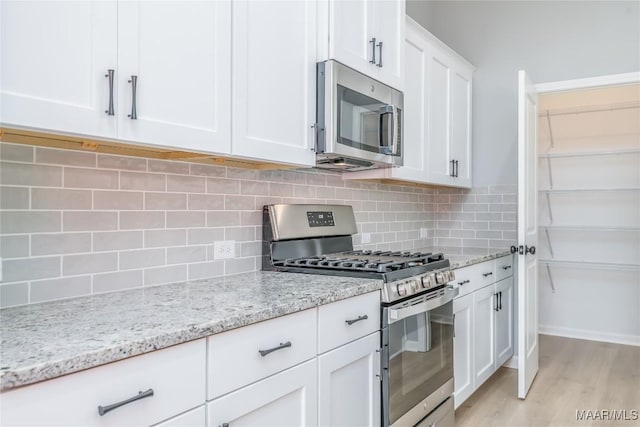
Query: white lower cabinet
[
  {"left": 207, "top": 359, "right": 318, "bottom": 427},
  {"left": 472, "top": 283, "right": 496, "bottom": 387},
  {"left": 318, "top": 332, "right": 381, "bottom": 427},
  {"left": 453, "top": 256, "right": 514, "bottom": 408},
  {"left": 0, "top": 339, "right": 207, "bottom": 427},
  {"left": 453, "top": 293, "right": 473, "bottom": 409},
  {"left": 155, "top": 406, "right": 206, "bottom": 427},
  {"left": 495, "top": 277, "right": 514, "bottom": 368}
]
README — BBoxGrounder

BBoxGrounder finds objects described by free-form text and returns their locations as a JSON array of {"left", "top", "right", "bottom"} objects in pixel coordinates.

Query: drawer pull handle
[
  {"left": 457, "top": 280, "right": 470, "bottom": 286},
  {"left": 502, "top": 265, "right": 512, "bottom": 270},
  {"left": 345, "top": 315, "right": 368, "bottom": 325},
  {"left": 482, "top": 272, "right": 493, "bottom": 277},
  {"left": 98, "top": 388, "right": 154, "bottom": 416},
  {"left": 258, "top": 341, "right": 292, "bottom": 357}
]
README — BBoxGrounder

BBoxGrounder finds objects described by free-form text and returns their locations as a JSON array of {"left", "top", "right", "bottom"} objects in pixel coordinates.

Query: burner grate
[{"left": 277, "top": 252, "right": 446, "bottom": 274}]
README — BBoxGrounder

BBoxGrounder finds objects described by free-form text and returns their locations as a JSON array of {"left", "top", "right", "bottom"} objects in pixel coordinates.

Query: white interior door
[{"left": 517, "top": 70, "right": 539, "bottom": 399}]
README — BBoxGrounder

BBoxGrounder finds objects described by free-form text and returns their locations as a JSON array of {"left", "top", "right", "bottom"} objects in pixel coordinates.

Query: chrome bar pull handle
[
  {"left": 128, "top": 75, "right": 138, "bottom": 120},
  {"left": 345, "top": 315, "right": 368, "bottom": 325},
  {"left": 369, "top": 38, "right": 377, "bottom": 64},
  {"left": 258, "top": 341, "right": 291, "bottom": 357},
  {"left": 98, "top": 389, "right": 153, "bottom": 416},
  {"left": 376, "top": 41, "right": 383, "bottom": 67},
  {"left": 455, "top": 160, "right": 459, "bottom": 177},
  {"left": 450, "top": 159, "right": 456, "bottom": 177},
  {"left": 105, "top": 69, "right": 115, "bottom": 116}
]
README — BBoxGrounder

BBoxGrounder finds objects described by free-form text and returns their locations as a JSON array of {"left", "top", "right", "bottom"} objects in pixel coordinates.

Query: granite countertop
[
  {"left": 0, "top": 271, "right": 381, "bottom": 391},
  {"left": 415, "top": 246, "right": 512, "bottom": 270},
  {"left": 0, "top": 248, "right": 511, "bottom": 392}
]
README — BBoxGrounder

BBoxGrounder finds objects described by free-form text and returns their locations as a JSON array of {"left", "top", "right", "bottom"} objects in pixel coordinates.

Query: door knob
[
  {"left": 525, "top": 245, "right": 536, "bottom": 255},
  {"left": 511, "top": 245, "right": 524, "bottom": 255}
]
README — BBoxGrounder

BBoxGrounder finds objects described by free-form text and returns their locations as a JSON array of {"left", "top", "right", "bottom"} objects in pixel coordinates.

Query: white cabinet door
[
  {"left": 449, "top": 59, "right": 473, "bottom": 187},
  {"left": 425, "top": 42, "right": 474, "bottom": 188},
  {"left": 328, "top": 0, "right": 373, "bottom": 77},
  {"left": 495, "top": 276, "right": 514, "bottom": 368},
  {"left": 453, "top": 293, "right": 474, "bottom": 409},
  {"left": 156, "top": 406, "right": 205, "bottom": 427},
  {"left": 117, "top": 0, "right": 231, "bottom": 153},
  {"left": 327, "top": 0, "right": 403, "bottom": 90},
  {"left": 1, "top": 1, "right": 117, "bottom": 138},
  {"left": 392, "top": 19, "right": 428, "bottom": 183},
  {"left": 425, "top": 42, "right": 454, "bottom": 187},
  {"left": 207, "top": 359, "right": 317, "bottom": 427},
  {"left": 231, "top": 0, "right": 315, "bottom": 167},
  {"left": 472, "top": 284, "right": 496, "bottom": 388},
  {"left": 318, "top": 333, "right": 381, "bottom": 427},
  {"left": 371, "top": 0, "right": 405, "bottom": 91}
]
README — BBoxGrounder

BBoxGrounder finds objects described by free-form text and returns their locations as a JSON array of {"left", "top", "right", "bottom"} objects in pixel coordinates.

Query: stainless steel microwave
[{"left": 315, "top": 60, "right": 403, "bottom": 171}]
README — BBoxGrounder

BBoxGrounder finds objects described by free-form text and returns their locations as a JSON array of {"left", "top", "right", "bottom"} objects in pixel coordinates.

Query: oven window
[
  {"left": 388, "top": 301, "right": 454, "bottom": 425},
  {"left": 337, "top": 84, "right": 387, "bottom": 153}
]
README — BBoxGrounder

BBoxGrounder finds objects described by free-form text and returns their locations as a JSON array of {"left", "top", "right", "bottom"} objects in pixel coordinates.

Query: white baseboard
[{"left": 539, "top": 325, "right": 640, "bottom": 347}]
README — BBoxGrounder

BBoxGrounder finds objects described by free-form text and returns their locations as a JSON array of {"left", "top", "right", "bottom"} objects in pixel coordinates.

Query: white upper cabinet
[
  {"left": 343, "top": 17, "right": 473, "bottom": 188},
  {"left": 324, "top": 0, "right": 405, "bottom": 90},
  {"left": 426, "top": 41, "right": 473, "bottom": 188},
  {"left": 0, "top": 1, "right": 118, "bottom": 138},
  {"left": 230, "top": 0, "right": 316, "bottom": 167},
  {"left": 117, "top": 1, "right": 231, "bottom": 153}
]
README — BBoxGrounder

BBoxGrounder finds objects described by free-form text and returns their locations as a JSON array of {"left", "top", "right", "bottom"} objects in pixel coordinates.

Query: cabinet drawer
[
  {"left": 495, "top": 255, "right": 514, "bottom": 281},
  {"left": 453, "top": 260, "right": 496, "bottom": 298},
  {"left": 0, "top": 339, "right": 206, "bottom": 427},
  {"left": 318, "top": 291, "right": 380, "bottom": 354},
  {"left": 207, "top": 308, "right": 317, "bottom": 399}
]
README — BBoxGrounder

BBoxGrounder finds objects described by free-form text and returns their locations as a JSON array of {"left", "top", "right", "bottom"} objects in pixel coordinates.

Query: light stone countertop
[
  {"left": 413, "top": 246, "right": 513, "bottom": 270},
  {"left": 0, "top": 248, "right": 511, "bottom": 391},
  {"left": 0, "top": 271, "right": 381, "bottom": 391}
]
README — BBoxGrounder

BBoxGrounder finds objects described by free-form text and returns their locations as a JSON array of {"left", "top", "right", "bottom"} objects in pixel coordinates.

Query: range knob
[
  {"left": 435, "top": 272, "right": 445, "bottom": 284},
  {"left": 397, "top": 283, "right": 408, "bottom": 297},
  {"left": 409, "top": 280, "right": 420, "bottom": 293},
  {"left": 422, "top": 274, "right": 435, "bottom": 288},
  {"left": 447, "top": 270, "right": 456, "bottom": 282}
]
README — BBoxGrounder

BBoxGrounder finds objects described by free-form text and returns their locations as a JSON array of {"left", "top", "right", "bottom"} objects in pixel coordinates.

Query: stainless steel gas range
[{"left": 262, "top": 204, "right": 457, "bottom": 427}]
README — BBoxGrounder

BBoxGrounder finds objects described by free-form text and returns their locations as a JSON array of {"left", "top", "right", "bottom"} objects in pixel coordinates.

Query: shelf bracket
[
  {"left": 544, "top": 227, "right": 554, "bottom": 259},
  {"left": 546, "top": 110, "right": 555, "bottom": 151},
  {"left": 546, "top": 156, "right": 554, "bottom": 190},
  {"left": 546, "top": 264, "right": 556, "bottom": 293},
  {"left": 545, "top": 192, "right": 554, "bottom": 224}
]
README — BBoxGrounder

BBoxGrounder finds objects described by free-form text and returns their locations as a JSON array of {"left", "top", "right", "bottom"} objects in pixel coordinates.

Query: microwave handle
[{"left": 379, "top": 105, "right": 397, "bottom": 155}]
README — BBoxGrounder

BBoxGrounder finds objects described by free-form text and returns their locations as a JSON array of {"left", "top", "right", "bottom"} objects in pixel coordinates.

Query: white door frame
[
  {"left": 515, "top": 70, "right": 640, "bottom": 398},
  {"left": 535, "top": 71, "right": 640, "bottom": 94}
]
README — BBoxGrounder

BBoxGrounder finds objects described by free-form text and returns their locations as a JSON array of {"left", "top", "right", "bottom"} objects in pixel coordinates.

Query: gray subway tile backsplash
[{"left": 0, "top": 142, "right": 516, "bottom": 307}]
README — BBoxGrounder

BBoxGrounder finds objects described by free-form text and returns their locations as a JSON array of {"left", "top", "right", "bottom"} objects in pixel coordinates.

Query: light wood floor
[{"left": 455, "top": 335, "right": 640, "bottom": 427}]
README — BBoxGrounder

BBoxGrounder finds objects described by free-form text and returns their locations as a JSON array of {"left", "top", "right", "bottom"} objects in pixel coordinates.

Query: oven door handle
[{"left": 387, "top": 287, "right": 458, "bottom": 324}]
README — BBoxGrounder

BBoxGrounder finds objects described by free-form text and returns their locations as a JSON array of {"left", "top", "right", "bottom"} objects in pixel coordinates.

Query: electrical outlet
[
  {"left": 213, "top": 241, "right": 235, "bottom": 260},
  {"left": 361, "top": 233, "right": 371, "bottom": 244},
  {"left": 420, "top": 228, "right": 429, "bottom": 239}
]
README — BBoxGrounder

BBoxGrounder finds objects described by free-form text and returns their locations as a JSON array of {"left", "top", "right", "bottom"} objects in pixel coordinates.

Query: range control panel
[{"left": 307, "top": 211, "right": 335, "bottom": 227}]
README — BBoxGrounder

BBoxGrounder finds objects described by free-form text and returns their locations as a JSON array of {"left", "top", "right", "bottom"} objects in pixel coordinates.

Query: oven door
[{"left": 382, "top": 287, "right": 457, "bottom": 427}]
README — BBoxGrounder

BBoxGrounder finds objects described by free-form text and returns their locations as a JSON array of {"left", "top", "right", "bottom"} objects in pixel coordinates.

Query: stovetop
[{"left": 276, "top": 250, "right": 446, "bottom": 275}]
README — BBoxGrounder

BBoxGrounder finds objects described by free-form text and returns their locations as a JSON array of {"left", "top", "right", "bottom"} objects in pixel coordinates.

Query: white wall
[{"left": 406, "top": 0, "right": 640, "bottom": 186}]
